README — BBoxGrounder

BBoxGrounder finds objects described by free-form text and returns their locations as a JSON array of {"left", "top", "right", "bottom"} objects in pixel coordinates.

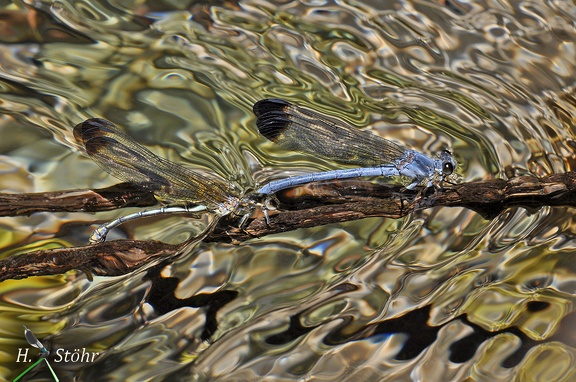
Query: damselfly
[
  {"left": 253, "top": 99, "right": 456, "bottom": 194},
  {"left": 73, "top": 119, "right": 249, "bottom": 243}
]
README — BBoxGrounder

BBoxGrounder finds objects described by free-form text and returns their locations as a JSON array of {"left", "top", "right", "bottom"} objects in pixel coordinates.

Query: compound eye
[{"left": 443, "top": 162, "right": 454, "bottom": 175}]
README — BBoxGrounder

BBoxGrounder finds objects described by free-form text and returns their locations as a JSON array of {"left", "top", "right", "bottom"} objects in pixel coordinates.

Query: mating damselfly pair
[{"left": 73, "top": 99, "right": 457, "bottom": 243}]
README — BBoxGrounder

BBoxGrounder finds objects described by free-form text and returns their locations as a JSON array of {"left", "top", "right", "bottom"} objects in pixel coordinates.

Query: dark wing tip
[
  {"left": 253, "top": 99, "right": 293, "bottom": 142},
  {"left": 73, "top": 118, "right": 120, "bottom": 157},
  {"left": 73, "top": 118, "right": 116, "bottom": 143},
  {"left": 252, "top": 98, "right": 291, "bottom": 117}
]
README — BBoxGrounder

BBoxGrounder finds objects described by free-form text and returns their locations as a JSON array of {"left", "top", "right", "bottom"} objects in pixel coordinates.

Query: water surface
[{"left": 0, "top": 1, "right": 575, "bottom": 381}]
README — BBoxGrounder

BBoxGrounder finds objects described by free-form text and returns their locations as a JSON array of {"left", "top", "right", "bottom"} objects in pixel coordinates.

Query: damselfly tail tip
[{"left": 253, "top": 99, "right": 293, "bottom": 142}]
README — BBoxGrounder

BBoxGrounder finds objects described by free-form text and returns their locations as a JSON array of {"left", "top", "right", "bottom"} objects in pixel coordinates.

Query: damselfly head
[{"left": 439, "top": 150, "right": 457, "bottom": 176}]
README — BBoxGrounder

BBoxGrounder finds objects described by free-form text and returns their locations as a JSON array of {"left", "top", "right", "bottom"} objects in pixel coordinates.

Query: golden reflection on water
[{"left": 0, "top": 0, "right": 575, "bottom": 380}]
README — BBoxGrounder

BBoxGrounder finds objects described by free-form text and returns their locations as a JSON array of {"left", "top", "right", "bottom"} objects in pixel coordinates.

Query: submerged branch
[
  {"left": 0, "top": 240, "right": 180, "bottom": 282},
  {"left": 2, "top": 172, "right": 576, "bottom": 281}
]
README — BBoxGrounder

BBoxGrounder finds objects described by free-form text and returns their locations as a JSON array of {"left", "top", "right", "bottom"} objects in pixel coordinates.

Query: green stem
[
  {"left": 13, "top": 358, "right": 59, "bottom": 382},
  {"left": 13, "top": 358, "right": 43, "bottom": 381}
]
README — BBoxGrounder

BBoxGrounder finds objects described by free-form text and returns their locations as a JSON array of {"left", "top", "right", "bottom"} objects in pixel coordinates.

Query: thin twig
[{"left": 2, "top": 172, "right": 576, "bottom": 281}]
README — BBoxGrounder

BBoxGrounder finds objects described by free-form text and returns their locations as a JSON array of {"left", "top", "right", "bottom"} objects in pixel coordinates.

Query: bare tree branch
[
  {"left": 2, "top": 172, "right": 576, "bottom": 282},
  {"left": 213, "top": 172, "right": 576, "bottom": 242},
  {"left": 0, "top": 183, "right": 157, "bottom": 216}
]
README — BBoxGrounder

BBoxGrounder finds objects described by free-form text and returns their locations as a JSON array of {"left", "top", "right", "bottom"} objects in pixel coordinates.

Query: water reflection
[{"left": 0, "top": 0, "right": 575, "bottom": 380}]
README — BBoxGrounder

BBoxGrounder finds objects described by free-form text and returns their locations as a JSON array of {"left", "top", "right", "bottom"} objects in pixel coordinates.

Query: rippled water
[{"left": 1, "top": 1, "right": 575, "bottom": 381}]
